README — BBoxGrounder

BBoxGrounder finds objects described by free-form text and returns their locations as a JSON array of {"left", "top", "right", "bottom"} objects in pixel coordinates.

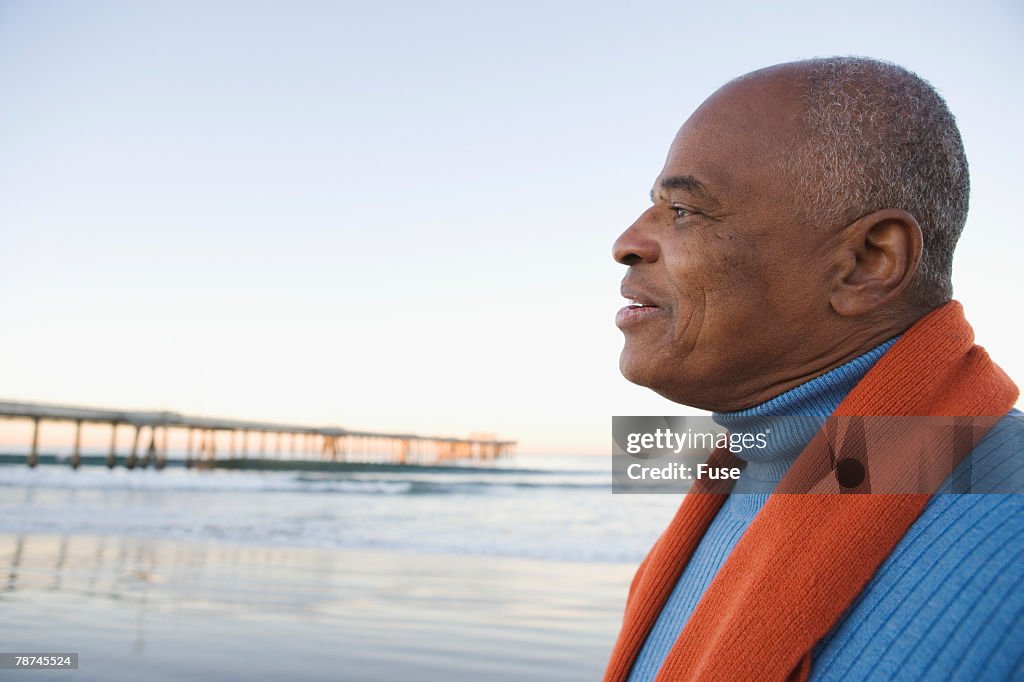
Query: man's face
[{"left": 614, "top": 71, "right": 839, "bottom": 411}]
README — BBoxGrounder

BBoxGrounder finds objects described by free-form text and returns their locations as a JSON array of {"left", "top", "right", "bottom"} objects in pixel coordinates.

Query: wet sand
[{"left": 0, "top": 533, "right": 633, "bottom": 681}]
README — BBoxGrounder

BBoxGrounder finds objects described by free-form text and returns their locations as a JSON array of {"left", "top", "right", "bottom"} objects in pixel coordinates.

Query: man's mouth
[
  {"left": 625, "top": 297, "right": 655, "bottom": 309},
  {"left": 616, "top": 291, "right": 664, "bottom": 328}
]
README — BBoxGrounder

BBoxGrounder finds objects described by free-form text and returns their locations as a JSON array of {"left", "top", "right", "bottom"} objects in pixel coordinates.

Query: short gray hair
[{"left": 787, "top": 56, "right": 969, "bottom": 307}]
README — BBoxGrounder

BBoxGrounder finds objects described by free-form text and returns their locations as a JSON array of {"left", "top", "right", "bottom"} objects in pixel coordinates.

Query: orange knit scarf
[{"left": 603, "top": 301, "right": 1019, "bottom": 682}]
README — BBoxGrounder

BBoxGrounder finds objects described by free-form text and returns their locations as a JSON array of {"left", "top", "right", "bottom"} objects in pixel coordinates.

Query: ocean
[{"left": 0, "top": 455, "right": 680, "bottom": 681}]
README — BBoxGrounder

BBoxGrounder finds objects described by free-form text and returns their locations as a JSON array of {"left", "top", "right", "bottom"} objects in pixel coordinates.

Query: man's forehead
[
  {"left": 653, "top": 70, "right": 807, "bottom": 202},
  {"left": 690, "top": 69, "right": 805, "bottom": 139}
]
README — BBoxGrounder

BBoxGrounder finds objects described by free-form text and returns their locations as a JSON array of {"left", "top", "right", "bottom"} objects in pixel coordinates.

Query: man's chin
[
  {"left": 618, "top": 348, "right": 719, "bottom": 410},
  {"left": 618, "top": 347, "right": 665, "bottom": 392}
]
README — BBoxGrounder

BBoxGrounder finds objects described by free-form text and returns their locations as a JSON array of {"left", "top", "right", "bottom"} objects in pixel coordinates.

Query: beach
[{"left": 0, "top": 457, "right": 679, "bottom": 681}]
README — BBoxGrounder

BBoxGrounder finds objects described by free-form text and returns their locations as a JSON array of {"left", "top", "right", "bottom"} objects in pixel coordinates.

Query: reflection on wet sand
[
  {"left": 0, "top": 533, "right": 631, "bottom": 682},
  {"left": 3, "top": 533, "right": 376, "bottom": 617}
]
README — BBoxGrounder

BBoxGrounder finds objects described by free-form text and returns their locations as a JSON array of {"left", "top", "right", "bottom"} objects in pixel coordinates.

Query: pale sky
[{"left": 1, "top": 0, "right": 1021, "bottom": 454}]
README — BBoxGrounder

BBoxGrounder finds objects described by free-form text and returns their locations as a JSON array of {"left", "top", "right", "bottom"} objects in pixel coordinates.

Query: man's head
[{"left": 613, "top": 57, "right": 969, "bottom": 411}]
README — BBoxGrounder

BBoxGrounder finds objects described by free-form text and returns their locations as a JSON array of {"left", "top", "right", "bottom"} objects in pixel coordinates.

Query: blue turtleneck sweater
[{"left": 627, "top": 340, "right": 1024, "bottom": 681}]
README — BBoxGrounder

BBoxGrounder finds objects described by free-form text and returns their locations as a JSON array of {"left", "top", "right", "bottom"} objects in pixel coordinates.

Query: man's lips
[{"left": 616, "top": 285, "right": 665, "bottom": 328}]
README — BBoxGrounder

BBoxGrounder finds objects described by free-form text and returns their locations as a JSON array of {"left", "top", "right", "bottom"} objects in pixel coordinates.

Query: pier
[{"left": 0, "top": 399, "right": 515, "bottom": 470}]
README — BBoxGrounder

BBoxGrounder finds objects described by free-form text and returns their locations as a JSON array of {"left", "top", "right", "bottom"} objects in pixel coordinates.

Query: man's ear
[{"left": 828, "top": 208, "right": 923, "bottom": 317}]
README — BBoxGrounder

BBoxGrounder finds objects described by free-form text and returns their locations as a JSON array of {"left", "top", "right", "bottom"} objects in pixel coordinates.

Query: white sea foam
[{"left": 0, "top": 457, "right": 677, "bottom": 563}]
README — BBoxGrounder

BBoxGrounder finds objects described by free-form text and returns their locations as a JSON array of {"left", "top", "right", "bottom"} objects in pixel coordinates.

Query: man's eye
[{"left": 672, "top": 205, "right": 694, "bottom": 219}]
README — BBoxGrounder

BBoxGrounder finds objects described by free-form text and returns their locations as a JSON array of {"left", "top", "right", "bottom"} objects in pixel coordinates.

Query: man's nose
[{"left": 613, "top": 209, "right": 660, "bottom": 265}]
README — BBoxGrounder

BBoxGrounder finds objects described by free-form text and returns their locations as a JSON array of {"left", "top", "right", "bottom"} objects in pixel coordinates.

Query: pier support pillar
[
  {"left": 28, "top": 418, "right": 40, "bottom": 468},
  {"left": 107, "top": 423, "right": 118, "bottom": 468},
  {"left": 185, "top": 428, "right": 194, "bottom": 468},
  {"left": 71, "top": 420, "right": 82, "bottom": 470},
  {"left": 126, "top": 425, "right": 141, "bottom": 469},
  {"left": 157, "top": 427, "right": 168, "bottom": 470},
  {"left": 143, "top": 427, "right": 156, "bottom": 469}
]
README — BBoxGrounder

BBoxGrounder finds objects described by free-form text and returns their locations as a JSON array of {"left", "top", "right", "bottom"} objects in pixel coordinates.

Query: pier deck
[{"left": 0, "top": 399, "right": 515, "bottom": 469}]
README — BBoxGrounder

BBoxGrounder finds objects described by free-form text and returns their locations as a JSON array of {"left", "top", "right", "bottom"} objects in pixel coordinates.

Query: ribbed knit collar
[{"left": 712, "top": 338, "right": 897, "bottom": 495}]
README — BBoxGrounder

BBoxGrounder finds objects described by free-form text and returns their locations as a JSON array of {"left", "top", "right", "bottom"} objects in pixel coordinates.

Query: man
[{"left": 606, "top": 57, "right": 1023, "bottom": 681}]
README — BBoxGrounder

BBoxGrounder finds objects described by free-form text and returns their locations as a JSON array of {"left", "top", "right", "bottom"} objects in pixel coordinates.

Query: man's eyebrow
[{"left": 650, "top": 175, "right": 717, "bottom": 204}]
